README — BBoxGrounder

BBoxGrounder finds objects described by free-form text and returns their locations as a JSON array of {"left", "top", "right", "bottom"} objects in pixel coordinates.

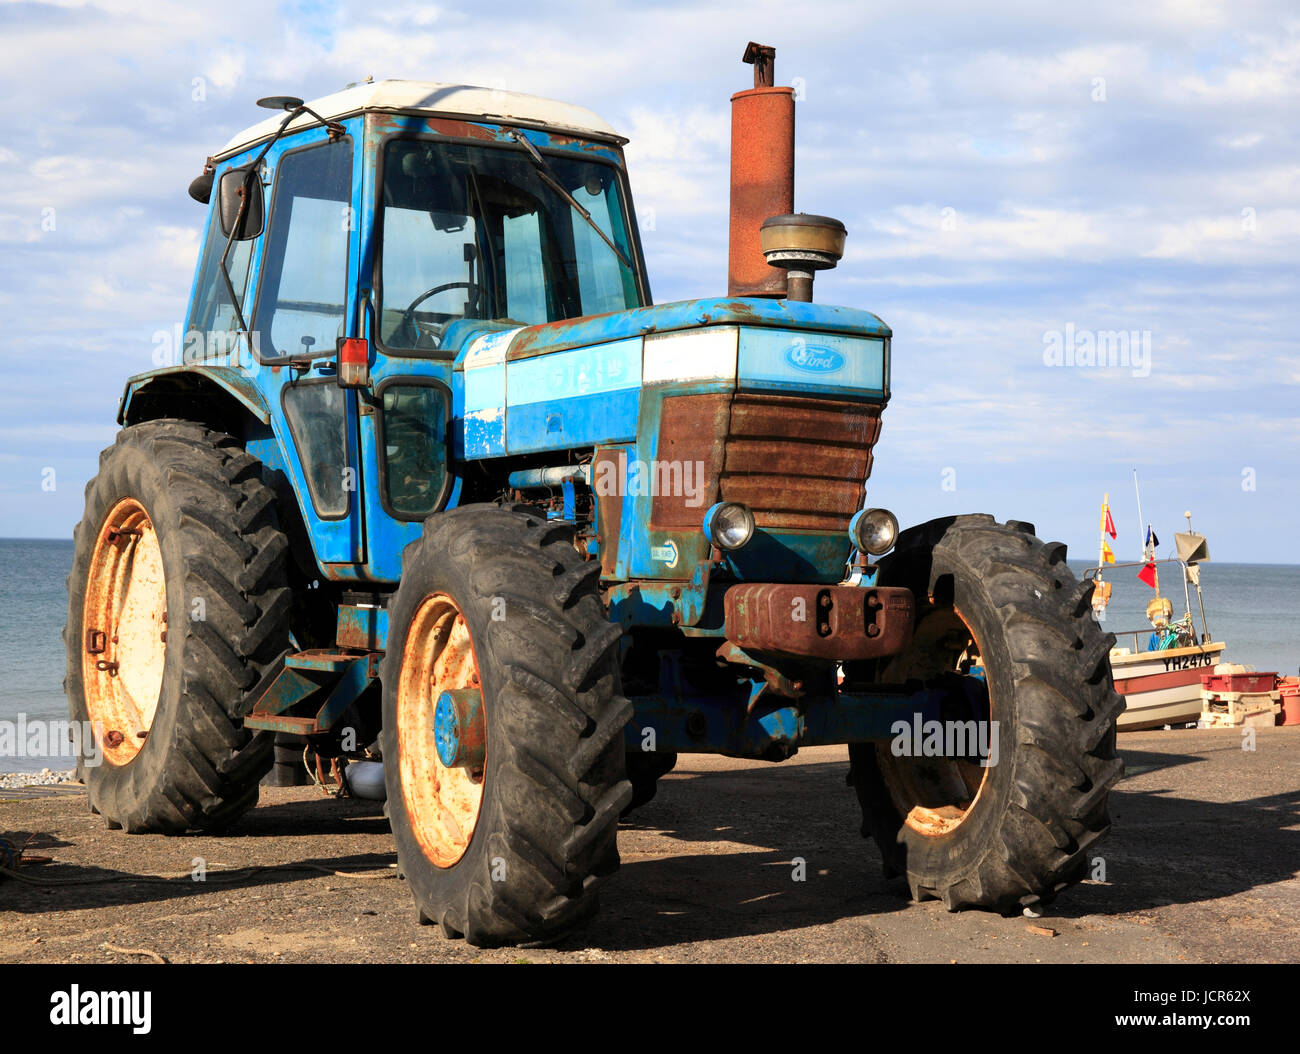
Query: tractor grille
[{"left": 651, "top": 392, "right": 881, "bottom": 533}]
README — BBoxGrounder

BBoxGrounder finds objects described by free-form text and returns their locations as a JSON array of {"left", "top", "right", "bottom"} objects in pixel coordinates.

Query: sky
[{"left": 0, "top": 0, "right": 1296, "bottom": 564}]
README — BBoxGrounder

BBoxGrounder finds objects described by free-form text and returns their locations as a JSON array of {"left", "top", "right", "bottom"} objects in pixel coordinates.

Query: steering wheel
[{"left": 401, "top": 282, "right": 481, "bottom": 348}]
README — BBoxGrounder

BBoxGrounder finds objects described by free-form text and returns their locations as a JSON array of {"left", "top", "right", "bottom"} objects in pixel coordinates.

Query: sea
[{"left": 0, "top": 539, "right": 1297, "bottom": 772}]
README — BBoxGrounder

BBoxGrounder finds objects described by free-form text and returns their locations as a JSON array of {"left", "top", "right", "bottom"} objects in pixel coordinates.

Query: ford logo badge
[{"left": 785, "top": 342, "right": 844, "bottom": 373}]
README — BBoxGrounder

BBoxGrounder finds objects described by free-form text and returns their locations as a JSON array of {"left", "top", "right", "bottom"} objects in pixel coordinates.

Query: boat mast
[
  {"left": 1132, "top": 468, "right": 1143, "bottom": 562},
  {"left": 1098, "top": 492, "right": 1108, "bottom": 580},
  {"left": 1186, "top": 509, "right": 1211, "bottom": 642},
  {"left": 1093, "top": 493, "right": 1114, "bottom": 621}
]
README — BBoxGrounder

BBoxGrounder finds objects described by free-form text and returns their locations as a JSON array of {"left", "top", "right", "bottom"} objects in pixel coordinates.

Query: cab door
[
  {"left": 348, "top": 123, "right": 465, "bottom": 584},
  {"left": 250, "top": 130, "right": 365, "bottom": 566}
]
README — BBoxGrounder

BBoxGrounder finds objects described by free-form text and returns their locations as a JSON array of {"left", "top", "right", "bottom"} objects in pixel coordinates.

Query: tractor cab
[{"left": 145, "top": 80, "right": 651, "bottom": 578}]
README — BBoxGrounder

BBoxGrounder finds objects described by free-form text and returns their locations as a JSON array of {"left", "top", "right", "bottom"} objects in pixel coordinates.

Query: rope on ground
[
  {"left": 303, "top": 746, "right": 348, "bottom": 798},
  {"left": 100, "top": 941, "right": 169, "bottom": 964}
]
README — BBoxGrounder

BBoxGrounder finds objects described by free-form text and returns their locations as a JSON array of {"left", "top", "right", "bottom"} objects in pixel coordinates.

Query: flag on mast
[
  {"left": 1138, "top": 522, "right": 1159, "bottom": 588},
  {"left": 1101, "top": 501, "right": 1117, "bottom": 539},
  {"left": 1101, "top": 540, "right": 1115, "bottom": 564}
]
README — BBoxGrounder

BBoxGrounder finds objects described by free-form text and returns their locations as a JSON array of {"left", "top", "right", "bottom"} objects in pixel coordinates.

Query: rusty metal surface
[
  {"left": 723, "top": 584, "right": 914, "bottom": 661},
  {"left": 728, "top": 86, "right": 794, "bottom": 298},
  {"left": 648, "top": 395, "right": 728, "bottom": 529},
  {"left": 80, "top": 498, "right": 166, "bottom": 767},
  {"left": 283, "top": 650, "right": 370, "bottom": 673},
  {"left": 721, "top": 394, "right": 881, "bottom": 532},
  {"left": 363, "top": 107, "right": 630, "bottom": 149},
  {"left": 650, "top": 392, "right": 882, "bottom": 535},
  {"left": 336, "top": 604, "right": 388, "bottom": 651},
  {"left": 396, "top": 594, "right": 485, "bottom": 868},
  {"left": 244, "top": 654, "right": 378, "bottom": 735},
  {"left": 742, "top": 42, "right": 777, "bottom": 88},
  {"left": 594, "top": 447, "right": 625, "bottom": 576},
  {"left": 434, "top": 687, "right": 486, "bottom": 769}
]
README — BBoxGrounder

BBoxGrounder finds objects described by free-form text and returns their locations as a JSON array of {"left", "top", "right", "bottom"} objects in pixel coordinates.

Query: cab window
[
  {"left": 187, "top": 191, "right": 255, "bottom": 360},
  {"left": 253, "top": 139, "right": 353, "bottom": 360},
  {"left": 377, "top": 138, "right": 640, "bottom": 353}
]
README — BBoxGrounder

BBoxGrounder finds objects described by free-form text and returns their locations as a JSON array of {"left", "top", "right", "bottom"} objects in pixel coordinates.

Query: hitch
[{"left": 723, "top": 584, "right": 914, "bottom": 661}]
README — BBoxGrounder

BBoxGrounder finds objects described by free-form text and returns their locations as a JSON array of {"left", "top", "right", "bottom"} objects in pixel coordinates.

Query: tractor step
[
  {"left": 285, "top": 649, "right": 377, "bottom": 673},
  {"left": 243, "top": 650, "right": 380, "bottom": 734},
  {"left": 243, "top": 713, "right": 332, "bottom": 735}
]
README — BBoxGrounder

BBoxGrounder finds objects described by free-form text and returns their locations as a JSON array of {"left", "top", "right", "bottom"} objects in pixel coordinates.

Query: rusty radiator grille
[
  {"left": 649, "top": 392, "right": 881, "bottom": 533},
  {"left": 721, "top": 394, "right": 880, "bottom": 531}
]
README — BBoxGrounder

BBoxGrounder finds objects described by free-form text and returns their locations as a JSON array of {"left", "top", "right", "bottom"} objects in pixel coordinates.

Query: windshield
[{"left": 377, "top": 138, "right": 642, "bottom": 352}]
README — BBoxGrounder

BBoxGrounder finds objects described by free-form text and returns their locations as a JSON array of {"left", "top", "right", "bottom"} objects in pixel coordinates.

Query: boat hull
[{"left": 1110, "top": 642, "right": 1226, "bottom": 731}]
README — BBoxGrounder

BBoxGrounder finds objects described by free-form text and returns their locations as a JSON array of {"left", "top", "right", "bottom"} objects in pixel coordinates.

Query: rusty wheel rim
[
  {"left": 882, "top": 604, "right": 993, "bottom": 838},
  {"left": 81, "top": 498, "right": 167, "bottom": 767},
  {"left": 397, "top": 593, "right": 485, "bottom": 869}
]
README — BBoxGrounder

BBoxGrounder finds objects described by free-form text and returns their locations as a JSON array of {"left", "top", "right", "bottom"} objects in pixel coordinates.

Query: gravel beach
[{"left": 0, "top": 769, "right": 77, "bottom": 790}]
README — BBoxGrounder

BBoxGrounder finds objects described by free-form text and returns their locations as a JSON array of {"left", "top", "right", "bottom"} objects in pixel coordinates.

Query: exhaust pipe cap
[{"left": 759, "top": 213, "right": 847, "bottom": 270}]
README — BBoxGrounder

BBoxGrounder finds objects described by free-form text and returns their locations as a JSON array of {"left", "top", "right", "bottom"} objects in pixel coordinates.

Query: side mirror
[
  {"left": 218, "top": 167, "right": 264, "bottom": 240},
  {"left": 188, "top": 170, "right": 214, "bottom": 204}
]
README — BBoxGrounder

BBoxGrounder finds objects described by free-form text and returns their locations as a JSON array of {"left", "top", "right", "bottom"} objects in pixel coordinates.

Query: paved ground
[{"left": 1, "top": 727, "right": 1297, "bottom": 964}]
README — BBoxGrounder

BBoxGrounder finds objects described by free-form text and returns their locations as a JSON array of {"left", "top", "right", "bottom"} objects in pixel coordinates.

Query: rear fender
[{"left": 118, "top": 365, "right": 272, "bottom": 432}]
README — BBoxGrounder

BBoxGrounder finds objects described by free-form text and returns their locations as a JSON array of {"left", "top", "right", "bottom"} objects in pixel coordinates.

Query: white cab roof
[{"left": 218, "top": 79, "right": 625, "bottom": 157}]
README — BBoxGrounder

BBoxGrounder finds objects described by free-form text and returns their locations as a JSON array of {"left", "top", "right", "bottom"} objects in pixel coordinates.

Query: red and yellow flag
[
  {"left": 1101, "top": 502, "right": 1117, "bottom": 539},
  {"left": 1101, "top": 539, "right": 1115, "bottom": 564}
]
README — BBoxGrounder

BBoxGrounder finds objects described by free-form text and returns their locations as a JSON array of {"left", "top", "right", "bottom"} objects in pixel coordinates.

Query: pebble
[{"left": 0, "top": 768, "right": 77, "bottom": 789}]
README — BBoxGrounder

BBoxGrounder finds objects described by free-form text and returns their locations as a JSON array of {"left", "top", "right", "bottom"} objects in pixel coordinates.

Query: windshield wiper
[{"left": 506, "top": 129, "right": 633, "bottom": 272}]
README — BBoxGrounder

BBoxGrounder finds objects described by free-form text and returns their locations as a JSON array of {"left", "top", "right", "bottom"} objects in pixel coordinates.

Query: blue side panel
[
  {"left": 451, "top": 326, "right": 519, "bottom": 460},
  {"left": 507, "top": 389, "right": 640, "bottom": 454},
  {"left": 505, "top": 336, "right": 641, "bottom": 452},
  {"left": 738, "top": 327, "right": 887, "bottom": 397},
  {"left": 461, "top": 365, "right": 506, "bottom": 458}
]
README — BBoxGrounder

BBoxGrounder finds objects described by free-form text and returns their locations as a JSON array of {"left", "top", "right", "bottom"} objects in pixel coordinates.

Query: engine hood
[
  {"left": 448, "top": 297, "right": 891, "bottom": 463},
  {"left": 445, "top": 297, "right": 890, "bottom": 365}
]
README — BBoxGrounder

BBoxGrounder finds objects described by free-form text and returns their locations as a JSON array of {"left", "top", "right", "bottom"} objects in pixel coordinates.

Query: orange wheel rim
[
  {"left": 81, "top": 498, "right": 167, "bottom": 766},
  {"left": 397, "top": 593, "right": 485, "bottom": 868},
  {"left": 883, "top": 603, "right": 994, "bottom": 838}
]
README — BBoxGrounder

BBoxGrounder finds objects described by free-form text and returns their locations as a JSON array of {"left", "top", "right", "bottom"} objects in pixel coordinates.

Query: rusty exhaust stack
[{"left": 728, "top": 42, "right": 795, "bottom": 298}]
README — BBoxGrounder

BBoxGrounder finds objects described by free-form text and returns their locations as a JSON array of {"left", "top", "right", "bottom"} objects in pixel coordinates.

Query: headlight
[
  {"left": 849, "top": 507, "right": 898, "bottom": 555},
  {"left": 702, "top": 502, "right": 755, "bottom": 551}
]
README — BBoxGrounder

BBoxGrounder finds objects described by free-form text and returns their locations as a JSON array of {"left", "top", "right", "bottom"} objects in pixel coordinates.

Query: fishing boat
[{"left": 1086, "top": 497, "right": 1227, "bottom": 731}]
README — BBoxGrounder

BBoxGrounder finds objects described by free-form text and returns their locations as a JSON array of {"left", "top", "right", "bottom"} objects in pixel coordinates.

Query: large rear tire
[
  {"left": 381, "top": 504, "right": 632, "bottom": 946},
  {"left": 849, "top": 515, "right": 1124, "bottom": 912},
  {"left": 63, "top": 420, "right": 290, "bottom": 832}
]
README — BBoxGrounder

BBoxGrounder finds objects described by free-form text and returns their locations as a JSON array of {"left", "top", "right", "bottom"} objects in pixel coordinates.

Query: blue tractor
[{"left": 65, "top": 48, "right": 1123, "bottom": 946}]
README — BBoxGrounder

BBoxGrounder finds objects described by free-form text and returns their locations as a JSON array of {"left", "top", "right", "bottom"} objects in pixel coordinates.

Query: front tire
[
  {"left": 63, "top": 421, "right": 290, "bottom": 832},
  {"left": 381, "top": 504, "right": 632, "bottom": 946},
  {"left": 849, "top": 515, "right": 1124, "bottom": 912}
]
